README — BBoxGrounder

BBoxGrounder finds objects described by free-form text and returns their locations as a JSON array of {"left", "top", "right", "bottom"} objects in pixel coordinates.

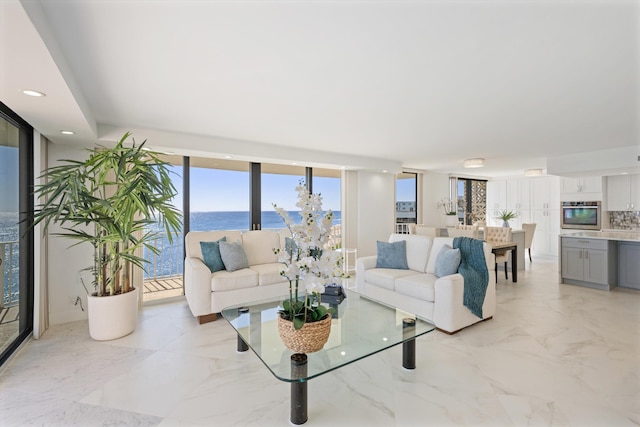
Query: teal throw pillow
[
  {"left": 376, "top": 240, "right": 409, "bottom": 269},
  {"left": 219, "top": 241, "right": 250, "bottom": 272},
  {"left": 434, "top": 244, "right": 461, "bottom": 277},
  {"left": 200, "top": 237, "right": 227, "bottom": 273}
]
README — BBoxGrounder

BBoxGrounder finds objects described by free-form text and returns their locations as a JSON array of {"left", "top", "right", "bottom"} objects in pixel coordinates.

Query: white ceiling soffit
[
  {"left": 547, "top": 146, "right": 640, "bottom": 177},
  {"left": 4, "top": 0, "right": 639, "bottom": 177}
]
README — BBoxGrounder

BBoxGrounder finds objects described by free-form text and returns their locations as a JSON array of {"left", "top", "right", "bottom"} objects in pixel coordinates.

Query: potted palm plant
[
  {"left": 33, "top": 132, "right": 182, "bottom": 340},
  {"left": 496, "top": 210, "right": 518, "bottom": 227}
]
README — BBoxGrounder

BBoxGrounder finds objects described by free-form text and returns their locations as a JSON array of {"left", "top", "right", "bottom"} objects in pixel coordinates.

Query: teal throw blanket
[{"left": 453, "top": 237, "right": 489, "bottom": 318}]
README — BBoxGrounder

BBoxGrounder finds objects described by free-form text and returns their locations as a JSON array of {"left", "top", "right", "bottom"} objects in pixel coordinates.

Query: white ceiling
[{"left": 1, "top": 0, "right": 638, "bottom": 177}]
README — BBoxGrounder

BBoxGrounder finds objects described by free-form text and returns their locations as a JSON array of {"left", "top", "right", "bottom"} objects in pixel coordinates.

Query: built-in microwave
[{"left": 561, "top": 201, "right": 601, "bottom": 230}]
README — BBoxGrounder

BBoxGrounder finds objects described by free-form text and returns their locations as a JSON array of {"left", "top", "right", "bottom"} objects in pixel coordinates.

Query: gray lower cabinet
[
  {"left": 619, "top": 242, "right": 640, "bottom": 289},
  {"left": 561, "top": 238, "right": 617, "bottom": 290}
]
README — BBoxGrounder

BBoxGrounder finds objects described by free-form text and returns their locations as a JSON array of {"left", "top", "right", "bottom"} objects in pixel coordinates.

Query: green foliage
[
  {"left": 496, "top": 210, "right": 518, "bottom": 221},
  {"left": 32, "top": 132, "right": 182, "bottom": 297}
]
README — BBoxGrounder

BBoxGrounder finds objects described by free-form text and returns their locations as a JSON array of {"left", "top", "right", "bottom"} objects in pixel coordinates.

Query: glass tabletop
[{"left": 221, "top": 289, "right": 435, "bottom": 382}]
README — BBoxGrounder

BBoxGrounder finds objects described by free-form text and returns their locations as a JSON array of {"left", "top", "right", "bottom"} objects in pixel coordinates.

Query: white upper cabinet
[
  {"left": 606, "top": 174, "right": 640, "bottom": 211},
  {"left": 560, "top": 176, "right": 604, "bottom": 201},
  {"left": 506, "top": 179, "right": 530, "bottom": 211}
]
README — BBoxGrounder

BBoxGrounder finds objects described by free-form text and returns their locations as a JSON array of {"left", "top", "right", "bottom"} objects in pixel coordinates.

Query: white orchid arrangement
[
  {"left": 437, "top": 198, "right": 457, "bottom": 215},
  {"left": 273, "top": 183, "right": 345, "bottom": 329}
]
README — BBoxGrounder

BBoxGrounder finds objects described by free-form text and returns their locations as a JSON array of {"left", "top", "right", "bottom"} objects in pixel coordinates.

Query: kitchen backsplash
[{"left": 608, "top": 211, "right": 640, "bottom": 229}]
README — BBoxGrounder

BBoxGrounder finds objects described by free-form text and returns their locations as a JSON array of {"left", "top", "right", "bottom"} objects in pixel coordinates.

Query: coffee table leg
[
  {"left": 291, "top": 353, "right": 308, "bottom": 425},
  {"left": 402, "top": 318, "right": 416, "bottom": 369},
  {"left": 237, "top": 335, "right": 248, "bottom": 352}
]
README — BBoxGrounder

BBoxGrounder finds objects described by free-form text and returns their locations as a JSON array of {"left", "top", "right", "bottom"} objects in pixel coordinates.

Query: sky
[{"left": 168, "top": 165, "right": 343, "bottom": 212}]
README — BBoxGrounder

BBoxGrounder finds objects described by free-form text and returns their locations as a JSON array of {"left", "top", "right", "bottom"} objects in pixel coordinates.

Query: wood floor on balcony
[{"left": 143, "top": 276, "right": 183, "bottom": 302}]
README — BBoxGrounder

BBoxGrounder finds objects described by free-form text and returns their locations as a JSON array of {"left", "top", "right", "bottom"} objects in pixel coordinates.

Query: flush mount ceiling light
[
  {"left": 60, "top": 130, "right": 75, "bottom": 135},
  {"left": 22, "top": 89, "right": 46, "bottom": 97},
  {"left": 524, "top": 168, "right": 543, "bottom": 176},
  {"left": 463, "top": 158, "right": 485, "bottom": 168}
]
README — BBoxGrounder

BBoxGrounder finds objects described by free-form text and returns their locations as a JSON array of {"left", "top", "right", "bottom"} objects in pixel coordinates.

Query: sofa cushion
[
  {"left": 365, "top": 268, "right": 416, "bottom": 291},
  {"left": 395, "top": 273, "right": 437, "bottom": 302},
  {"left": 210, "top": 268, "right": 258, "bottom": 291},
  {"left": 250, "top": 263, "right": 288, "bottom": 286},
  {"left": 219, "top": 241, "right": 250, "bottom": 272},
  {"left": 242, "top": 230, "right": 280, "bottom": 265},
  {"left": 376, "top": 240, "right": 409, "bottom": 269},
  {"left": 434, "top": 245, "right": 461, "bottom": 277},
  {"left": 200, "top": 237, "right": 227, "bottom": 273},
  {"left": 426, "top": 237, "right": 455, "bottom": 275},
  {"left": 185, "top": 230, "right": 242, "bottom": 259},
  {"left": 389, "top": 234, "right": 431, "bottom": 272}
]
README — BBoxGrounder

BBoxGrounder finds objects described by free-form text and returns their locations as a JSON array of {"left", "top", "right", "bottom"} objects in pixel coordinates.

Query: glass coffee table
[{"left": 221, "top": 289, "right": 435, "bottom": 425}]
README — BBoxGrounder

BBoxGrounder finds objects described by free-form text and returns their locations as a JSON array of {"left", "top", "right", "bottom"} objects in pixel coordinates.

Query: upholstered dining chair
[
  {"left": 484, "top": 226, "right": 512, "bottom": 282},
  {"left": 521, "top": 223, "right": 537, "bottom": 263},
  {"left": 414, "top": 225, "right": 438, "bottom": 238},
  {"left": 452, "top": 224, "right": 479, "bottom": 238}
]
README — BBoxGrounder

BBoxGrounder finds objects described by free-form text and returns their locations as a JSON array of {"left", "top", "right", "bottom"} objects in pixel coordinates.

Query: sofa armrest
[
  {"left": 184, "top": 257, "right": 213, "bottom": 317},
  {"left": 356, "top": 256, "right": 377, "bottom": 290},
  {"left": 433, "top": 273, "right": 466, "bottom": 332}
]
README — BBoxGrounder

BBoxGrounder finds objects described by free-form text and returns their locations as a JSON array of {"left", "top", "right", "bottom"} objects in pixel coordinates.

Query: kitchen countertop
[{"left": 562, "top": 230, "right": 640, "bottom": 243}]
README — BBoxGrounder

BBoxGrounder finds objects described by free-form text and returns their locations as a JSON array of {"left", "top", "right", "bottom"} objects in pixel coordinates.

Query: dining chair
[
  {"left": 521, "top": 223, "right": 537, "bottom": 263},
  {"left": 414, "top": 225, "right": 438, "bottom": 238},
  {"left": 484, "top": 226, "right": 512, "bottom": 282},
  {"left": 453, "top": 224, "right": 479, "bottom": 238}
]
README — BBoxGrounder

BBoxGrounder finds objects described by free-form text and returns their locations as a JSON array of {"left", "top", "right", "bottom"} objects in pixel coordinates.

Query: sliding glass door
[{"left": 0, "top": 102, "right": 33, "bottom": 366}]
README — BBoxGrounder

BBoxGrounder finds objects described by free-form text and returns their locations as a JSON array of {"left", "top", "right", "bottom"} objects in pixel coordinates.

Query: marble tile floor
[{"left": 0, "top": 257, "right": 639, "bottom": 426}]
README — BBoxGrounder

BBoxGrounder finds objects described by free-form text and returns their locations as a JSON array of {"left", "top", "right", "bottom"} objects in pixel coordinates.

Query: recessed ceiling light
[
  {"left": 464, "top": 158, "right": 485, "bottom": 168},
  {"left": 23, "top": 89, "right": 46, "bottom": 97},
  {"left": 382, "top": 170, "right": 388, "bottom": 173},
  {"left": 292, "top": 162, "right": 298, "bottom": 165},
  {"left": 340, "top": 166, "right": 346, "bottom": 170},
  {"left": 224, "top": 155, "right": 232, "bottom": 159},
  {"left": 60, "top": 130, "right": 75, "bottom": 135}
]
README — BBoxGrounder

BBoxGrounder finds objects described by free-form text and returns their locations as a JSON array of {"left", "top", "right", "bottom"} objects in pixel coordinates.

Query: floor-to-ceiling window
[
  {"left": 142, "top": 155, "right": 184, "bottom": 303},
  {"left": 261, "top": 164, "right": 306, "bottom": 229},
  {"left": 313, "top": 168, "right": 342, "bottom": 247},
  {"left": 396, "top": 172, "right": 417, "bottom": 233},
  {"left": 456, "top": 177, "right": 487, "bottom": 225},
  {"left": 0, "top": 102, "right": 33, "bottom": 366}
]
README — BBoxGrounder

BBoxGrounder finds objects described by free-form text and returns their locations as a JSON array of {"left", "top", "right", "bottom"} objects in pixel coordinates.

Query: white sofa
[
  {"left": 184, "top": 229, "right": 290, "bottom": 323},
  {"left": 356, "top": 234, "right": 496, "bottom": 334}
]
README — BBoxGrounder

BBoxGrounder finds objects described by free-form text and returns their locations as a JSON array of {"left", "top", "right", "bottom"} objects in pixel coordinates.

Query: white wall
[
  {"left": 355, "top": 171, "right": 396, "bottom": 257},
  {"left": 46, "top": 142, "right": 92, "bottom": 325},
  {"left": 420, "top": 172, "right": 452, "bottom": 227}
]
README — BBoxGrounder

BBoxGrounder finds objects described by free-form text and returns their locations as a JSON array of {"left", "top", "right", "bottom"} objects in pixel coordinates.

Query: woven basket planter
[{"left": 277, "top": 313, "right": 332, "bottom": 354}]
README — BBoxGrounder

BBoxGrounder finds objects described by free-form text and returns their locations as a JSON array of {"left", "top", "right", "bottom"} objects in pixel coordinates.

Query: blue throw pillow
[
  {"left": 284, "top": 237, "right": 298, "bottom": 254},
  {"left": 376, "top": 240, "right": 409, "bottom": 269},
  {"left": 434, "top": 244, "right": 461, "bottom": 278},
  {"left": 219, "top": 241, "right": 250, "bottom": 272},
  {"left": 200, "top": 237, "right": 227, "bottom": 273}
]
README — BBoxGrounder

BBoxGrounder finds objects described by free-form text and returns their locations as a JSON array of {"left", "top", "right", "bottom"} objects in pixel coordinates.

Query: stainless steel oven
[{"left": 561, "top": 201, "right": 601, "bottom": 230}]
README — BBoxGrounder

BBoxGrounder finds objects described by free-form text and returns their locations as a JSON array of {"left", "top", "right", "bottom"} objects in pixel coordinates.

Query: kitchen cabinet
[
  {"left": 606, "top": 174, "right": 640, "bottom": 211},
  {"left": 561, "top": 237, "right": 617, "bottom": 290},
  {"left": 560, "top": 176, "right": 604, "bottom": 202},
  {"left": 486, "top": 179, "right": 507, "bottom": 225},
  {"left": 529, "top": 176, "right": 560, "bottom": 256},
  {"left": 618, "top": 242, "right": 640, "bottom": 289},
  {"left": 506, "top": 179, "right": 531, "bottom": 211}
]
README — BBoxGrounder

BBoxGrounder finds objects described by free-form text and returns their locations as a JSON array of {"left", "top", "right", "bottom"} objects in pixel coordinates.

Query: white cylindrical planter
[
  {"left": 444, "top": 215, "right": 458, "bottom": 227},
  {"left": 87, "top": 289, "right": 139, "bottom": 341}
]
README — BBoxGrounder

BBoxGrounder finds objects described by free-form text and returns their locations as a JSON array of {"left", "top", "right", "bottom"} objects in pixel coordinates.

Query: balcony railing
[{"left": 1, "top": 241, "right": 19, "bottom": 309}]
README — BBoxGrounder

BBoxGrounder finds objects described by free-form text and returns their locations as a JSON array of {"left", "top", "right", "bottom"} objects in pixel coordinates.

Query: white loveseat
[
  {"left": 356, "top": 234, "right": 496, "bottom": 334},
  {"left": 184, "top": 229, "right": 290, "bottom": 323}
]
